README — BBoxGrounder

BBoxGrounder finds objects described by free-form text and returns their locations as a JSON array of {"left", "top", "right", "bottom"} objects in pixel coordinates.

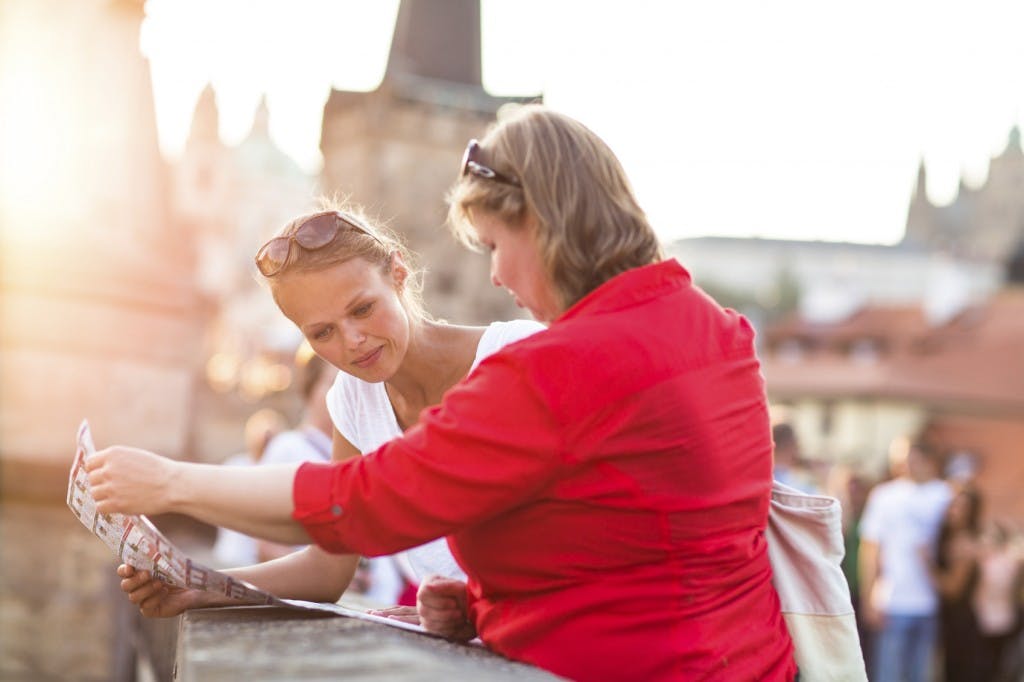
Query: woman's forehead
[{"left": 274, "top": 259, "right": 386, "bottom": 305}]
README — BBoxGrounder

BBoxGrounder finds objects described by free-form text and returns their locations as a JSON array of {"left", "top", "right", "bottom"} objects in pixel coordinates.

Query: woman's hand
[
  {"left": 86, "top": 446, "right": 179, "bottom": 516},
  {"left": 416, "top": 575, "right": 476, "bottom": 642},
  {"left": 366, "top": 605, "right": 420, "bottom": 625},
  {"left": 117, "top": 564, "right": 205, "bottom": 618}
]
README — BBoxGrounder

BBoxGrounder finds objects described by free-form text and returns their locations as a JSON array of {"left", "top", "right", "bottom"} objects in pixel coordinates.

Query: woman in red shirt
[{"left": 89, "top": 105, "right": 796, "bottom": 680}]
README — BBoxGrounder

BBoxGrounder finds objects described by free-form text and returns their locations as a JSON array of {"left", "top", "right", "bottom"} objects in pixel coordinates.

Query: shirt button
[{"left": 330, "top": 504, "right": 343, "bottom": 517}]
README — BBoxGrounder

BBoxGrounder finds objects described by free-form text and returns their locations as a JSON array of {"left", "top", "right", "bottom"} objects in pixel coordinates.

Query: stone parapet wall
[
  {"left": 0, "top": 502, "right": 130, "bottom": 681},
  {"left": 173, "top": 606, "right": 564, "bottom": 681}
]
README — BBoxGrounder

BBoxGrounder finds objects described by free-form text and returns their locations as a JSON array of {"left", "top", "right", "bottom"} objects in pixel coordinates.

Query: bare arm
[
  {"left": 87, "top": 446, "right": 309, "bottom": 544},
  {"left": 90, "top": 425, "right": 366, "bottom": 544},
  {"left": 244, "top": 429, "right": 363, "bottom": 598},
  {"left": 332, "top": 427, "right": 361, "bottom": 462},
  {"left": 858, "top": 539, "right": 883, "bottom": 629},
  {"left": 115, "top": 429, "right": 369, "bottom": 618},
  {"left": 118, "top": 547, "right": 361, "bottom": 617},
  {"left": 228, "top": 545, "right": 360, "bottom": 601}
]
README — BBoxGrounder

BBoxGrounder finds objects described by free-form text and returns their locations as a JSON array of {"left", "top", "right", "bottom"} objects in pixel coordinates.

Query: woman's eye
[
  {"left": 312, "top": 327, "right": 332, "bottom": 341},
  {"left": 353, "top": 302, "right": 374, "bottom": 317}
]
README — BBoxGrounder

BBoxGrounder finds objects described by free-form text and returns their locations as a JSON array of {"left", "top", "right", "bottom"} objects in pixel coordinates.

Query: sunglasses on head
[
  {"left": 460, "top": 139, "right": 521, "bottom": 188},
  {"left": 255, "top": 212, "right": 383, "bottom": 277}
]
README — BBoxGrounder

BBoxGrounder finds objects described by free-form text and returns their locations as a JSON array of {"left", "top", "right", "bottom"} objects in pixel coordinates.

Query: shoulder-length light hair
[{"left": 447, "top": 105, "right": 662, "bottom": 311}]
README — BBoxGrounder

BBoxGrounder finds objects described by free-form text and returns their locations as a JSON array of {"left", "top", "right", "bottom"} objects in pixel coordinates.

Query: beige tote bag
[{"left": 766, "top": 481, "right": 868, "bottom": 681}]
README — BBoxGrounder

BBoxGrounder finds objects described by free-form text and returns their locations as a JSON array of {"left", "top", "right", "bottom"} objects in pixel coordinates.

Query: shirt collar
[{"left": 554, "top": 259, "right": 691, "bottom": 323}]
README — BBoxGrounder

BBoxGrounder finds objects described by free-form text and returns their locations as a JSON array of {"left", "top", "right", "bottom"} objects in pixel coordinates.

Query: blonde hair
[
  {"left": 262, "top": 200, "right": 428, "bottom": 321},
  {"left": 447, "top": 105, "right": 663, "bottom": 311}
]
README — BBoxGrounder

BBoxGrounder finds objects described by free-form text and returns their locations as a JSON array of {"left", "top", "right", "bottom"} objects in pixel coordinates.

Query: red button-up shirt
[{"left": 294, "top": 259, "right": 795, "bottom": 681}]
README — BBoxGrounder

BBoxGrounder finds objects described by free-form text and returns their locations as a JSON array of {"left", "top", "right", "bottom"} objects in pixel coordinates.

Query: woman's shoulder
[{"left": 476, "top": 319, "right": 546, "bottom": 357}]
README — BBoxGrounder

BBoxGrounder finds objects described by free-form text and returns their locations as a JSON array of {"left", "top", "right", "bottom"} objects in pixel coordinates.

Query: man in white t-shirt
[{"left": 859, "top": 436, "right": 952, "bottom": 682}]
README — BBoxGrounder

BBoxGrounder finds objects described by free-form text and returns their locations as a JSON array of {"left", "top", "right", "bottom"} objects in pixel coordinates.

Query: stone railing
[{"left": 148, "top": 604, "right": 564, "bottom": 681}]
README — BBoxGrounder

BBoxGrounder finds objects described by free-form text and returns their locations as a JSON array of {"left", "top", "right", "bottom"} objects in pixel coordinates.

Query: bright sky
[{"left": 141, "top": 0, "right": 1024, "bottom": 245}]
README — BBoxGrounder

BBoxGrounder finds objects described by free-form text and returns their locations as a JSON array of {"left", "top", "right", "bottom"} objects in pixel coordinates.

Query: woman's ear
[{"left": 390, "top": 251, "right": 409, "bottom": 289}]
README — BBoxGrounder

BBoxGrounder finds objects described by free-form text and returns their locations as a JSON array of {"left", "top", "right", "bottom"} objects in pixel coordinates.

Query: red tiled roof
[{"left": 762, "top": 289, "right": 1024, "bottom": 412}]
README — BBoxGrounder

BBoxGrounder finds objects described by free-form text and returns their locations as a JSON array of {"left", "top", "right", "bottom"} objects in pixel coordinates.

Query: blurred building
[
  {"left": 667, "top": 237, "right": 1003, "bottom": 327},
  {"left": 905, "top": 126, "right": 1024, "bottom": 262},
  {"left": 760, "top": 251, "right": 1024, "bottom": 521},
  {"left": 0, "top": 0, "right": 200, "bottom": 465},
  {"left": 0, "top": 0, "right": 201, "bottom": 679},
  {"left": 667, "top": 131, "right": 1024, "bottom": 323},
  {"left": 319, "top": 0, "right": 539, "bottom": 323}
]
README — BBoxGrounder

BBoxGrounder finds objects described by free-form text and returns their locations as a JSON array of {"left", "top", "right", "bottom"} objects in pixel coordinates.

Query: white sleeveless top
[{"left": 325, "top": 319, "right": 545, "bottom": 582}]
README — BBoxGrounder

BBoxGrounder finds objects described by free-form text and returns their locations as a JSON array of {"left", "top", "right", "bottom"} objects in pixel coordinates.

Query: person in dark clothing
[{"left": 931, "top": 486, "right": 984, "bottom": 682}]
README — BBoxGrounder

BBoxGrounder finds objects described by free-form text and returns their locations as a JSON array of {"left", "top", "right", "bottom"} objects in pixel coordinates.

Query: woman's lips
[{"left": 352, "top": 346, "right": 383, "bottom": 368}]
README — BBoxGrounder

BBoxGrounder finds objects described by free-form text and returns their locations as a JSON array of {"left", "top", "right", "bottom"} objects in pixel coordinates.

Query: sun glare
[{"left": 1, "top": 5, "right": 95, "bottom": 234}]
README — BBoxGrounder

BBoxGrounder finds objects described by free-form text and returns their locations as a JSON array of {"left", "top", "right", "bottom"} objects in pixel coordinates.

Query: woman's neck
[{"left": 384, "top": 319, "right": 482, "bottom": 419}]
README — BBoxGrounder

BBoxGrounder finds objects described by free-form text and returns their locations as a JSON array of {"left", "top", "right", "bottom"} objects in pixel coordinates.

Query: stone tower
[
  {"left": 319, "top": 0, "right": 540, "bottom": 323},
  {"left": 0, "top": 0, "right": 201, "bottom": 467},
  {"left": 0, "top": 1, "right": 202, "bottom": 678}
]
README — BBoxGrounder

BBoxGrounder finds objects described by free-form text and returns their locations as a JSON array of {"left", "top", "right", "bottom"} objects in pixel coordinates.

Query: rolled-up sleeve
[{"left": 292, "top": 352, "right": 564, "bottom": 556}]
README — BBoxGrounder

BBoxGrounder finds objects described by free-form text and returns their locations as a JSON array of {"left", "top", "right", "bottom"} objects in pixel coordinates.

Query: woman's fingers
[
  {"left": 119, "top": 569, "right": 154, "bottom": 594},
  {"left": 368, "top": 606, "right": 415, "bottom": 614},
  {"left": 84, "top": 446, "right": 175, "bottom": 516},
  {"left": 138, "top": 588, "right": 170, "bottom": 617},
  {"left": 385, "top": 614, "right": 421, "bottom": 624},
  {"left": 416, "top": 575, "right": 475, "bottom": 641},
  {"left": 126, "top": 581, "right": 165, "bottom": 605}
]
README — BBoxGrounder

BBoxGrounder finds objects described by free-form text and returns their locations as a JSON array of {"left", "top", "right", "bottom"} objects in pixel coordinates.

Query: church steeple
[
  {"left": 384, "top": 0, "right": 483, "bottom": 87},
  {"left": 914, "top": 158, "right": 928, "bottom": 201},
  {"left": 187, "top": 84, "right": 220, "bottom": 145},
  {"left": 1003, "top": 125, "right": 1022, "bottom": 157},
  {"left": 247, "top": 94, "right": 270, "bottom": 140}
]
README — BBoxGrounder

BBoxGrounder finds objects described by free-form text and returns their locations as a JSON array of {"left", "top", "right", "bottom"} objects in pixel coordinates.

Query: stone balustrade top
[{"left": 172, "top": 605, "right": 564, "bottom": 681}]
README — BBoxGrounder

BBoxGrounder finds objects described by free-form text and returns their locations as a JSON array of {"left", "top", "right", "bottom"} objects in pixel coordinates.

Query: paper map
[{"left": 67, "top": 419, "right": 428, "bottom": 634}]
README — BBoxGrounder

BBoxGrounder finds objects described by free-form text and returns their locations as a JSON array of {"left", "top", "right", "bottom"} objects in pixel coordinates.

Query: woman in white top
[{"left": 115, "top": 204, "right": 543, "bottom": 620}]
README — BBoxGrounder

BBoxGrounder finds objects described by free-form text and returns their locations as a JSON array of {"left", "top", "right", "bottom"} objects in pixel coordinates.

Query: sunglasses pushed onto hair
[
  {"left": 461, "top": 139, "right": 521, "bottom": 188},
  {"left": 255, "top": 212, "right": 383, "bottom": 277}
]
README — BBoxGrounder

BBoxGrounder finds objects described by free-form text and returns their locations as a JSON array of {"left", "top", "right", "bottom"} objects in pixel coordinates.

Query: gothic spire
[{"left": 187, "top": 84, "right": 220, "bottom": 144}]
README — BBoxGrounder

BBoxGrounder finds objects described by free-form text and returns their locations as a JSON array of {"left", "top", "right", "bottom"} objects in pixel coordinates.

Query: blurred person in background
[
  {"left": 929, "top": 485, "right": 984, "bottom": 682},
  {"left": 972, "top": 521, "right": 1024, "bottom": 680},
  {"left": 827, "top": 465, "right": 874, "bottom": 670},
  {"left": 944, "top": 450, "right": 979, "bottom": 488},
  {"left": 771, "top": 421, "right": 819, "bottom": 494},
  {"left": 859, "top": 436, "right": 952, "bottom": 682},
  {"left": 211, "top": 408, "right": 287, "bottom": 567}
]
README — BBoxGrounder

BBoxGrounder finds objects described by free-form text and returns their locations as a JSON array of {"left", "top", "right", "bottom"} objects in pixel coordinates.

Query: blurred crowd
[{"left": 773, "top": 423, "right": 1024, "bottom": 682}]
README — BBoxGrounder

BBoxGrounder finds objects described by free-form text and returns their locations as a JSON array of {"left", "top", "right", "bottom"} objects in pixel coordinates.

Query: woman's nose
[{"left": 342, "top": 322, "right": 366, "bottom": 349}]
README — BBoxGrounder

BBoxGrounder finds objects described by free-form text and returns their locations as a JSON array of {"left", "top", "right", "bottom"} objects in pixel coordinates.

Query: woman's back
[{"left": 444, "top": 260, "right": 794, "bottom": 680}]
